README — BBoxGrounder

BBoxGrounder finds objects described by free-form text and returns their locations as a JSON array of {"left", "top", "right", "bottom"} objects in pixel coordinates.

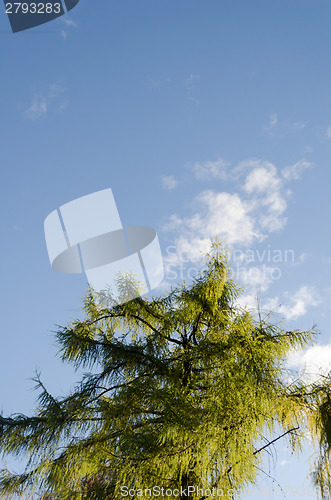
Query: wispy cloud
[
  {"left": 191, "top": 158, "right": 228, "bottom": 181},
  {"left": 234, "top": 285, "right": 321, "bottom": 341},
  {"left": 264, "top": 285, "right": 320, "bottom": 320},
  {"left": 24, "top": 82, "right": 67, "bottom": 120},
  {"left": 61, "top": 17, "right": 77, "bottom": 28},
  {"left": 281, "top": 159, "right": 313, "bottom": 180},
  {"left": 145, "top": 77, "right": 172, "bottom": 89},
  {"left": 162, "top": 175, "right": 178, "bottom": 191},
  {"left": 292, "top": 121, "right": 307, "bottom": 130},
  {"left": 185, "top": 74, "right": 200, "bottom": 105},
  {"left": 25, "top": 95, "right": 48, "bottom": 120},
  {"left": 263, "top": 115, "right": 308, "bottom": 138},
  {"left": 59, "top": 16, "right": 78, "bottom": 40},
  {"left": 263, "top": 113, "right": 278, "bottom": 132}
]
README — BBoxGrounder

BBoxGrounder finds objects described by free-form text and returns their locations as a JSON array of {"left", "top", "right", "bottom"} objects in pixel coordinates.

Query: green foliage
[{"left": 0, "top": 243, "right": 330, "bottom": 499}]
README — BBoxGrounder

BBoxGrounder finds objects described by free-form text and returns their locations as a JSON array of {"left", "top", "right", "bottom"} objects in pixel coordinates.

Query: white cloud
[
  {"left": 326, "top": 126, "right": 331, "bottom": 139},
  {"left": 235, "top": 292, "right": 260, "bottom": 312},
  {"left": 232, "top": 265, "right": 278, "bottom": 292},
  {"left": 163, "top": 157, "right": 312, "bottom": 289},
  {"left": 231, "top": 279, "right": 321, "bottom": 323},
  {"left": 281, "top": 160, "right": 313, "bottom": 180},
  {"left": 164, "top": 159, "right": 287, "bottom": 266},
  {"left": 164, "top": 234, "right": 212, "bottom": 265},
  {"left": 162, "top": 175, "right": 178, "bottom": 191},
  {"left": 192, "top": 158, "right": 228, "bottom": 181},
  {"left": 258, "top": 191, "right": 287, "bottom": 232},
  {"left": 164, "top": 190, "right": 261, "bottom": 266},
  {"left": 24, "top": 82, "right": 67, "bottom": 120},
  {"left": 264, "top": 285, "right": 320, "bottom": 321},
  {"left": 284, "top": 286, "right": 320, "bottom": 319},
  {"left": 244, "top": 162, "right": 280, "bottom": 194},
  {"left": 194, "top": 191, "right": 259, "bottom": 245},
  {"left": 288, "top": 342, "right": 331, "bottom": 383},
  {"left": 242, "top": 160, "right": 287, "bottom": 233}
]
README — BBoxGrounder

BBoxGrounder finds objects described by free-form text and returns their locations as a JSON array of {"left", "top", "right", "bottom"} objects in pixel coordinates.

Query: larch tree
[{"left": 0, "top": 243, "right": 330, "bottom": 499}]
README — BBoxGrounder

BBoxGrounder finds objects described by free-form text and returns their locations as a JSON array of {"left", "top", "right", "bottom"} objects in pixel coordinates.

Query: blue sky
[{"left": 1, "top": 0, "right": 331, "bottom": 498}]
